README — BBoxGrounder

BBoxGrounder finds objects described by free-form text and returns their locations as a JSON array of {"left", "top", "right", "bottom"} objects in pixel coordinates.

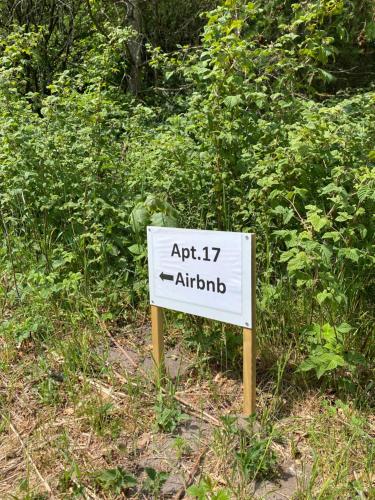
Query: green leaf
[
  {"left": 320, "top": 353, "right": 346, "bottom": 377},
  {"left": 336, "top": 323, "right": 352, "bottom": 334},
  {"left": 320, "top": 323, "right": 336, "bottom": 343},
  {"left": 144, "top": 194, "right": 163, "bottom": 210},
  {"left": 336, "top": 212, "right": 353, "bottom": 222},
  {"left": 279, "top": 249, "right": 297, "bottom": 263},
  {"left": 145, "top": 467, "right": 157, "bottom": 481},
  {"left": 297, "top": 358, "right": 316, "bottom": 373},
  {"left": 187, "top": 484, "right": 207, "bottom": 499},
  {"left": 223, "top": 95, "right": 243, "bottom": 108},
  {"left": 318, "top": 68, "right": 335, "bottom": 83},
  {"left": 130, "top": 205, "right": 150, "bottom": 233},
  {"left": 287, "top": 251, "right": 309, "bottom": 272},
  {"left": 95, "top": 467, "right": 136, "bottom": 494},
  {"left": 322, "top": 231, "right": 340, "bottom": 242},
  {"left": 214, "top": 491, "right": 231, "bottom": 500},
  {"left": 357, "top": 186, "right": 374, "bottom": 202},
  {"left": 272, "top": 205, "right": 294, "bottom": 224},
  {"left": 316, "top": 289, "right": 332, "bottom": 305},
  {"left": 365, "top": 22, "right": 375, "bottom": 41},
  {"left": 344, "top": 351, "right": 366, "bottom": 367},
  {"left": 338, "top": 248, "right": 360, "bottom": 262},
  {"left": 128, "top": 244, "right": 144, "bottom": 255},
  {"left": 150, "top": 212, "right": 177, "bottom": 227},
  {"left": 308, "top": 213, "right": 329, "bottom": 232}
]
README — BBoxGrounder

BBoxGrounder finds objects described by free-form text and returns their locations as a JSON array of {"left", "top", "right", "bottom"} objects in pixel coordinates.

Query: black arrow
[{"left": 160, "top": 272, "right": 174, "bottom": 282}]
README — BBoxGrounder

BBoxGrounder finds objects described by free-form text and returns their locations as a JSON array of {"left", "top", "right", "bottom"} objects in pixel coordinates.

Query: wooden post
[
  {"left": 243, "top": 234, "right": 256, "bottom": 415},
  {"left": 243, "top": 327, "right": 256, "bottom": 415},
  {"left": 151, "top": 305, "right": 164, "bottom": 370}
]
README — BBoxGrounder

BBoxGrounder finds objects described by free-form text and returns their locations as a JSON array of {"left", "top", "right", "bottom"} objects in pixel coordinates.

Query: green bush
[{"left": 0, "top": 0, "right": 373, "bottom": 386}]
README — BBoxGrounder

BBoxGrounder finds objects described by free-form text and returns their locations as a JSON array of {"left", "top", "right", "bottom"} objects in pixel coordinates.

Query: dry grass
[{"left": 0, "top": 314, "right": 374, "bottom": 499}]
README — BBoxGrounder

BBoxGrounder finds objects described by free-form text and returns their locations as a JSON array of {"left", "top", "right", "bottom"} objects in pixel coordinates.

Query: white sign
[{"left": 147, "top": 227, "right": 253, "bottom": 328}]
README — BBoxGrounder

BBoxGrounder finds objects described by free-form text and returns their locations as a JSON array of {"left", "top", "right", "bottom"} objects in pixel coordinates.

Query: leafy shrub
[{"left": 0, "top": 0, "right": 373, "bottom": 386}]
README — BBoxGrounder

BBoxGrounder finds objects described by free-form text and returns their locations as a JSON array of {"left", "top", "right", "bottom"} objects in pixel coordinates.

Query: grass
[{"left": 0, "top": 294, "right": 374, "bottom": 499}]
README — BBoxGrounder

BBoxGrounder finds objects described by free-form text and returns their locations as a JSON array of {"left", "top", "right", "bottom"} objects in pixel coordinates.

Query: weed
[
  {"left": 213, "top": 415, "right": 279, "bottom": 494},
  {"left": 0, "top": 1, "right": 373, "bottom": 496},
  {"left": 0, "top": 313, "right": 52, "bottom": 346},
  {"left": 142, "top": 467, "right": 168, "bottom": 497},
  {"left": 154, "top": 382, "right": 189, "bottom": 433},
  {"left": 36, "top": 376, "right": 61, "bottom": 406},
  {"left": 173, "top": 435, "right": 191, "bottom": 459},
  {"left": 20, "top": 493, "right": 48, "bottom": 500},
  {"left": 80, "top": 399, "right": 121, "bottom": 438},
  {"left": 187, "top": 476, "right": 231, "bottom": 500},
  {"left": 57, "top": 462, "right": 85, "bottom": 497},
  {"left": 93, "top": 467, "right": 137, "bottom": 495},
  {"left": 122, "top": 373, "right": 146, "bottom": 399},
  {"left": 60, "top": 330, "right": 102, "bottom": 377},
  {"left": 0, "top": 417, "right": 6, "bottom": 435},
  {"left": 236, "top": 435, "right": 278, "bottom": 481}
]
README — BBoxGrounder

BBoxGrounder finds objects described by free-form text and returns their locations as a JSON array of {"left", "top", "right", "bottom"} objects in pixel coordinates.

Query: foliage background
[{"left": 0, "top": 0, "right": 374, "bottom": 388}]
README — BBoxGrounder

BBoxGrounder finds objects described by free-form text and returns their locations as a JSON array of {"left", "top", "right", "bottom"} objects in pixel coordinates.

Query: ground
[{"left": 0, "top": 314, "right": 374, "bottom": 499}]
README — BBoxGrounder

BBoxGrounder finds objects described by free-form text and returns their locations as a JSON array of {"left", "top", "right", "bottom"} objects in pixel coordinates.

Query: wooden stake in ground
[
  {"left": 151, "top": 304, "right": 164, "bottom": 369},
  {"left": 243, "top": 234, "right": 256, "bottom": 416},
  {"left": 243, "top": 327, "right": 256, "bottom": 415}
]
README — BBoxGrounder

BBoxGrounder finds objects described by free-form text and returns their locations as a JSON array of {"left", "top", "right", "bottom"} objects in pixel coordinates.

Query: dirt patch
[{"left": 254, "top": 459, "right": 312, "bottom": 499}]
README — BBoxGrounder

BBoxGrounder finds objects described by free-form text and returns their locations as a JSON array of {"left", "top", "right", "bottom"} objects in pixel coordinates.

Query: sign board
[{"left": 147, "top": 227, "right": 253, "bottom": 328}]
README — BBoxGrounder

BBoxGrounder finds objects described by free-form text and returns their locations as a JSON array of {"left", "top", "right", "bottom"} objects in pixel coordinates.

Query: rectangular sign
[{"left": 147, "top": 227, "right": 253, "bottom": 327}]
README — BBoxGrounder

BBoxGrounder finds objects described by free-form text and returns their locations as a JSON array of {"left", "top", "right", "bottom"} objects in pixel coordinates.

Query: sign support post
[
  {"left": 151, "top": 305, "right": 164, "bottom": 370},
  {"left": 243, "top": 328, "right": 256, "bottom": 415},
  {"left": 243, "top": 234, "right": 256, "bottom": 416}
]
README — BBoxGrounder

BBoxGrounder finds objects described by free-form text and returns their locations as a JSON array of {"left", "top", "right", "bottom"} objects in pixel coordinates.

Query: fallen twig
[
  {"left": 173, "top": 445, "right": 209, "bottom": 500},
  {"left": 174, "top": 394, "right": 220, "bottom": 427}
]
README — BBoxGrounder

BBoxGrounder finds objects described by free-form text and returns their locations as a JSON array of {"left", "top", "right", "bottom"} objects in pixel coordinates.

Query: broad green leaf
[
  {"left": 322, "top": 231, "right": 340, "bottom": 242},
  {"left": 338, "top": 248, "right": 360, "bottom": 262},
  {"left": 336, "top": 212, "right": 353, "bottom": 222},
  {"left": 316, "top": 289, "right": 332, "bottom": 305},
  {"left": 308, "top": 213, "right": 329, "bottom": 232},
  {"left": 287, "top": 251, "right": 309, "bottom": 272},
  {"left": 297, "top": 358, "right": 316, "bottom": 373},
  {"left": 130, "top": 205, "right": 150, "bottom": 233},
  {"left": 128, "top": 244, "right": 144, "bottom": 255},
  {"left": 150, "top": 212, "right": 177, "bottom": 227},
  {"left": 223, "top": 95, "right": 243, "bottom": 108},
  {"left": 279, "top": 249, "right": 297, "bottom": 263},
  {"left": 336, "top": 323, "right": 352, "bottom": 334}
]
